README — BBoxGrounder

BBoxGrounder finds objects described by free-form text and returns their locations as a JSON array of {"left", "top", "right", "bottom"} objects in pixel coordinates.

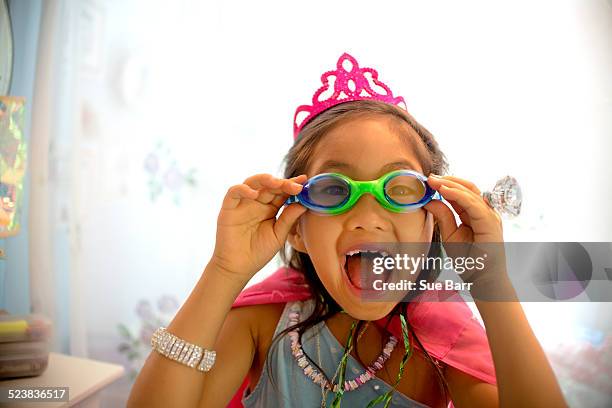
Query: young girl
[{"left": 128, "top": 53, "right": 567, "bottom": 408}]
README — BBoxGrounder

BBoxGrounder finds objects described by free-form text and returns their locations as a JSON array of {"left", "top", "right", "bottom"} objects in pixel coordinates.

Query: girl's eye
[
  {"left": 388, "top": 185, "right": 414, "bottom": 196},
  {"left": 323, "top": 185, "right": 349, "bottom": 195},
  {"left": 385, "top": 175, "right": 425, "bottom": 204}
]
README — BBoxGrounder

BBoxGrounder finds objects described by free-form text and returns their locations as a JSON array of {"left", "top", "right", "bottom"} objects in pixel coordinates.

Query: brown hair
[{"left": 267, "top": 100, "right": 450, "bottom": 403}]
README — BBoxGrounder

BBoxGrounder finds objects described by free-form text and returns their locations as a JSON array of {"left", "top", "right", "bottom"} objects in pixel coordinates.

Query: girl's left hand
[
  {"left": 424, "top": 175, "right": 509, "bottom": 288},
  {"left": 423, "top": 174, "right": 504, "bottom": 244}
]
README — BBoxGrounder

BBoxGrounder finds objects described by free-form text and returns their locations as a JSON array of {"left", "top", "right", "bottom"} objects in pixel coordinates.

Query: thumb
[
  {"left": 274, "top": 203, "right": 307, "bottom": 243},
  {"left": 424, "top": 200, "right": 457, "bottom": 242}
]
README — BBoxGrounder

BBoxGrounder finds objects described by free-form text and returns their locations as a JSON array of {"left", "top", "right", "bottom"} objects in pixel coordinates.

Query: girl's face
[{"left": 289, "top": 114, "right": 433, "bottom": 321}]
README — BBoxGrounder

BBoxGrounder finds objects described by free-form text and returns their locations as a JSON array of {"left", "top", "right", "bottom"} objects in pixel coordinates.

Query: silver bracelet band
[{"left": 150, "top": 327, "right": 216, "bottom": 372}]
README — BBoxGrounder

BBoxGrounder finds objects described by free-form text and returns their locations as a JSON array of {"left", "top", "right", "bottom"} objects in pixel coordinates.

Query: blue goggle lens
[{"left": 303, "top": 176, "right": 350, "bottom": 208}]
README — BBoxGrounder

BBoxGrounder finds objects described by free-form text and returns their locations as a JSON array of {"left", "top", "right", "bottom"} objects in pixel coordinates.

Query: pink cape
[{"left": 227, "top": 267, "right": 496, "bottom": 407}]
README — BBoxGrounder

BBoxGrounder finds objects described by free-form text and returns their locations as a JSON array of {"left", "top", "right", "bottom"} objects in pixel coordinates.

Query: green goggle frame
[{"left": 285, "top": 169, "right": 440, "bottom": 215}]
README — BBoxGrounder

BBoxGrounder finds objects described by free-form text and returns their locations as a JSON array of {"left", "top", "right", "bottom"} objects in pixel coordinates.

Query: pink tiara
[{"left": 293, "top": 52, "right": 408, "bottom": 140}]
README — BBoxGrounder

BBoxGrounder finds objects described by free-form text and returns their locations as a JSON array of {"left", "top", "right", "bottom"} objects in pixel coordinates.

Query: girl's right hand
[{"left": 210, "top": 173, "right": 308, "bottom": 283}]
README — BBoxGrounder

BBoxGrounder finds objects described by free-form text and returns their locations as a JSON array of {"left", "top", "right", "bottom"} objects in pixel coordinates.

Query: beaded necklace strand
[
  {"left": 288, "top": 309, "right": 397, "bottom": 393},
  {"left": 287, "top": 303, "right": 413, "bottom": 407},
  {"left": 316, "top": 321, "right": 370, "bottom": 407}
]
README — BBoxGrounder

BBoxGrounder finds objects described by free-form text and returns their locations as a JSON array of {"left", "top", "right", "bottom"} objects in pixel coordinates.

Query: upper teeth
[{"left": 345, "top": 249, "right": 389, "bottom": 257}]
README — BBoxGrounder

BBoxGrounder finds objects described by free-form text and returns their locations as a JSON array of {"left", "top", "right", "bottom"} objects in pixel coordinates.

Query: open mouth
[{"left": 341, "top": 247, "right": 394, "bottom": 291}]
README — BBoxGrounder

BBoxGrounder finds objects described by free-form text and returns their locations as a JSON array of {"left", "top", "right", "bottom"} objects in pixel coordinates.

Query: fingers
[
  {"left": 433, "top": 183, "right": 487, "bottom": 223},
  {"left": 243, "top": 173, "right": 305, "bottom": 194},
  {"left": 437, "top": 175, "right": 482, "bottom": 195},
  {"left": 273, "top": 203, "right": 307, "bottom": 242},
  {"left": 447, "top": 199, "right": 471, "bottom": 225},
  {"left": 428, "top": 176, "right": 505, "bottom": 243},
  {"left": 423, "top": 200, "right": 458, "bottom": 242},
  {"left": 427, "top": 175, "right": 504, "bottom": 242},
  {"left": 269, "top": 175, "right": 308, "bottom": 207},
  {"left": 243, "top": 174, "right": 306, "bottom": 205},
  {"left": 222, "top": 174, "right": 307, "bottom": 211},
  {"left": 428, "top": 176, "right": 490, "bottom": 223},
  {"left": 428, "top": 175, "right": 480, "bottom": 199},
  {"left": 222, "top": 184, "right": 259, "bottom": 209}
]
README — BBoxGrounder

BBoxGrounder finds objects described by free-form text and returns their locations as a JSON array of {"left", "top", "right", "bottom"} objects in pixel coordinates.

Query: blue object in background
[{"left": 0, "top": 0, "right": 42, "bottom": 314}]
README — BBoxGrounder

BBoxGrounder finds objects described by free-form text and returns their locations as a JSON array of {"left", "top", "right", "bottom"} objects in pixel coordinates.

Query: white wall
[{"left": 27, "top": 0, "right": 612, "bottom": 406}]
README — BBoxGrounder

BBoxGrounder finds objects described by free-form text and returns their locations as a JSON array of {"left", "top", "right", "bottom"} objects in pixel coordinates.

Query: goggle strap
[{"left": 285, "top": 195, "right": 299, "bottom": 205}]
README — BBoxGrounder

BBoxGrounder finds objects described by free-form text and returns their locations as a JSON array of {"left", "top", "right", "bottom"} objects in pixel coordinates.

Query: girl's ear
[{"left": 287, "top": 220, "right": 307, "bottom": 253}]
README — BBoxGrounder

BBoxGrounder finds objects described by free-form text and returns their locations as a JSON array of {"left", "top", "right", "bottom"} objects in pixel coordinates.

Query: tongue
[{"left": 347, "top": 255, "right": 374, "bottom": 289}]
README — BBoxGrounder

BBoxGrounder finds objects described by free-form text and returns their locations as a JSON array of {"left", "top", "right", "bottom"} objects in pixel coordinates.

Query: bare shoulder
[
  {"left": 227, "top": 302, "right": 286, "bottom": 341},
  {"left": 244, "top": 303, "right": 285, "bottom": 354}
]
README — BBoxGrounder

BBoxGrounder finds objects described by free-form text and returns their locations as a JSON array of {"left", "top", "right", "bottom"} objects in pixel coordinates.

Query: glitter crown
[{"left": 293, "top": 52, "right": 407, "bottom": 140}]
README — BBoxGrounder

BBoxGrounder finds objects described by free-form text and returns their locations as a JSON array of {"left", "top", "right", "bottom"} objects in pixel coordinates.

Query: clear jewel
[{"left": 482, "top": 175, "right": 522, "bottom": 218}]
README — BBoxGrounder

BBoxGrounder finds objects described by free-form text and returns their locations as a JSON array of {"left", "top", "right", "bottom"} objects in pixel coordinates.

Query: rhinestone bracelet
[{"left": 150, "top": 327, "right": 216, "bottom": 372}]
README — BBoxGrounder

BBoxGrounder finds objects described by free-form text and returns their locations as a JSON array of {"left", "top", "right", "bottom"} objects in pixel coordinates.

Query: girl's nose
[{"left": 344, "top": 194, "right": 392, "bottom": 232}]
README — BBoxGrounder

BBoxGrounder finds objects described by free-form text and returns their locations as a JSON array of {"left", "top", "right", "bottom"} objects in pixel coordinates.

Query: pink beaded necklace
[{"left": 287, "top": 308, "right": 398, "bottom": 393}]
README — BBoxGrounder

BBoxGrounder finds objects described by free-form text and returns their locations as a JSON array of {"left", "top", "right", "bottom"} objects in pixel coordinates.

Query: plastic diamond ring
[{"left": 481, "top": 175, "right": 522, "bottom": 218}]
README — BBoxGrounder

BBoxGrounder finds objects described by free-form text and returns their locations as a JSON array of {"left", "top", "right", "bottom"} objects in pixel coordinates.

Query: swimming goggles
[{"left": 285, "top": 169, "right": 441, "bottom": 215}]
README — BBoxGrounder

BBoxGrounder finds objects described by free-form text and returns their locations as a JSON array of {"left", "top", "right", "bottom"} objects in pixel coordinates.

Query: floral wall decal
[
  {"left": 117, "top": 295, "right": 180, "bottom": 381},
  {"left": 144, "top": 140, "right": 197, "bottom": 205}
]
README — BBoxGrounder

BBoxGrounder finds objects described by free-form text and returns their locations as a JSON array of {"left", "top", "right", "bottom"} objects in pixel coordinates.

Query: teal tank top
[{"left": 242, "top": 299, "right": 431, "bottom": 407}]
